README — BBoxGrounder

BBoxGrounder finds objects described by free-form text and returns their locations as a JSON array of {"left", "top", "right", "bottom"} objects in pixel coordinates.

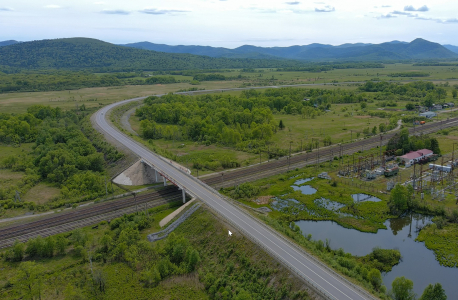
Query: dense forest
[
  {"left": 359, "top": 81, "right": 449, "bottom": 105},
  {"left": 0, "top": 71, "right": 126, "bottom": 93},
  {"left": 0, "top": 38, "right": 308, "bottom": 72},
  {"left": 387, "top": 128, "right": 441, "bottom": 155},
  {"left": 276, "top": 62, "right": 385, "bottom": 72},
  {"left": 0, "top": 105, "right": 123, "bottom": 209},
  {"left": 135, "top": 89, "right": 329, "bottom": 152}
]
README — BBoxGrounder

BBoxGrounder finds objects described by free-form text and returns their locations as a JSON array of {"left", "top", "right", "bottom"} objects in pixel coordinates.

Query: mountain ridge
[
  {"left": 0, "top": 37, "right": 306, "bottom": 71},
  {"left": 120, "top": 38, "right": 458, "bottom": 61},
  {"left": 0, "top": 40, "right": 20, "bottom": 47}
]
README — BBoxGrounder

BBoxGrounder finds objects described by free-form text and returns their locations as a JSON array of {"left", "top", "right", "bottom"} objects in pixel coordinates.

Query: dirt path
[{"left": 120, "top": 105, "right": 141, "bottom": 136}]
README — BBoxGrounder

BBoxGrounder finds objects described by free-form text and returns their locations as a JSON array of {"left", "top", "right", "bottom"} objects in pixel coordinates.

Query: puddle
[
  {"left": 351, "top": 194, "right": 382, "bottom": 203},
  {"left": 271, "top": 198, "right": 302, "bottom": 210},
  {"left": 314, "top": 198, "right": 346, "bottom": 211},
  {"left": 270, "top": 198, "right": 316, "bottom": 216},
  {"left": 292, "top": 185, "right": 317, "bottom": 195},
  {"left": 294, "top": 177, "right": 315, "bottom": 185}
]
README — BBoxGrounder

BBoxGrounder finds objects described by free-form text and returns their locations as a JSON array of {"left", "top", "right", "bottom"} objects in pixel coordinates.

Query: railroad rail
[
  {"left": 203, "top": 118, "right": 458, "bottom": 188},
  {"left": 0, "top": 186, "right": 183, "bottom": 248}
]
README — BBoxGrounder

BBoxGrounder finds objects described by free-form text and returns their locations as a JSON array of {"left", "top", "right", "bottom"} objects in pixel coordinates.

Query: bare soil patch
[
  {"left": 254, "top": 195, "right": 273, "bottom": 205},
  {"left": 0, "top": 170, "right": 23, "bottom": 180}
]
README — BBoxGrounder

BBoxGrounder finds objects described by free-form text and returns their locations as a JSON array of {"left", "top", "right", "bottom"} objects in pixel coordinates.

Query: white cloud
[
  {"left": 315, "top": 5, "right": 334, "bottom": 12},
  {"left": 378, "top": 14, "right": 397, "bottom": 19},
  {"left": 139, "top": 8, "right": 190, "bottom": 15},
  {"left": 285, "top": 1, "right": 300, "bottom": 5},
  {"left": 247, "top": 7, "right": 279, "bottom": 14},
  {"left": 0, "top": 7, "right": 14, "bottom": 11},
  {"left": 404, "top": 5, "right": 429, "bottom": 12},
  {"left": 101, "top": 9, "right": 130, "bottom": 15}
]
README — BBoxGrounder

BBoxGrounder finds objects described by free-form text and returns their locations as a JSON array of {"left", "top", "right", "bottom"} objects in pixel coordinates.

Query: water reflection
[
  {"left": 389, "top": 216, "right": 413, "bottom": 236},
  {"left": 295, "top": 214, "right": 458, "bottom": 297},
  {"left": 294, "top": 177, "right": 315, "bottom": 185},
  {"left": 314, "top": 198, "right": 346, "bottom": 211},
  {"left": 292, "top": 185, "right": 317, "bottom": 195},
  {"left": 270, "top": 198, "right": 318, "bottom": 216},
  {"left": 351, "top": 194, "right": 382, "bottom": 203}
]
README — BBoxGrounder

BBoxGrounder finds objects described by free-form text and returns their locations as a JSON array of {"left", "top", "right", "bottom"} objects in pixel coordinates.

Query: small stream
[{"left": 295, "top": 214, "right": 458, "bottom": 296}]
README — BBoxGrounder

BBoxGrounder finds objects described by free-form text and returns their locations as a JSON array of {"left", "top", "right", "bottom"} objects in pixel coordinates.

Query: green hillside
[{"left": 0, "top": 38, "right": 302, "bottom": 71}]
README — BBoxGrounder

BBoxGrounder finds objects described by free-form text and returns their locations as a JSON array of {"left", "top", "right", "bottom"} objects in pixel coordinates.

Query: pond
[
  {"left": 292, "top": 185, "right": 317, "bottom": 195},
  {"left": 270, "top": 198, "right": 320, "bottom": 216},
  {"left": 351, "top": 193, "right": 382, "bottom": 203},
  {"left": 314, "top": 198, "right": 346, "bottom": 211},
  {"left": 271, "top": 198, "right": 304, "bottom": 211},
  {"left": 295, "top": 214, "right": 458, "bottom": 297}
]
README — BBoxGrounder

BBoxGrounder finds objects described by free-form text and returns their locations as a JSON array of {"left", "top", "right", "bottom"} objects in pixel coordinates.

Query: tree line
[{"left": 0, "top": 105, "right": 123, "bottom": 209}]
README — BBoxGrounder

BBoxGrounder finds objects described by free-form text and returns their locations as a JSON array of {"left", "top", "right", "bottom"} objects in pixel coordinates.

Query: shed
[{"left": 419, "top": 111, "right": 436, "bottom": 119}]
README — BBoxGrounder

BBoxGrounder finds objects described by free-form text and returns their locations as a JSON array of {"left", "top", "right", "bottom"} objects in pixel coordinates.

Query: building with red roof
[{"left": 399, "top": 149, "right": 433, "bottom": 167}]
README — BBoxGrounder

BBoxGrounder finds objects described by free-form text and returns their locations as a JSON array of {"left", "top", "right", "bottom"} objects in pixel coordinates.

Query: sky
[{"left": 0, "top": 0, "right": 457, "bottom": 47}]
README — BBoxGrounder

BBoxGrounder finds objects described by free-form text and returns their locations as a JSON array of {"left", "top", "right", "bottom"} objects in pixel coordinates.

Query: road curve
[{"left": 95, "top": 97, "right": 376, "bottom": 300}]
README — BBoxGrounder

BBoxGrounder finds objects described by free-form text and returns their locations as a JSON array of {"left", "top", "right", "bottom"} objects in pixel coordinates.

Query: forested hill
[
  {"left": 0, "top": 38, "right": 304, "bottom": 71},
  {"left": 122, "top": 38, "right": 458, "bottom": 61},
  {"left": 0, "top": 40, "right": 19, "bottom": 47}
]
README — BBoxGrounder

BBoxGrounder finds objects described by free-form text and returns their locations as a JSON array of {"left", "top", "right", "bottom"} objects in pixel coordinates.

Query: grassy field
[
  {"left": 0, "top": 81, "right": 245, "bottom": 114},
  {"left": 160, "top": 64, "right": 458, "bottom": 86},
  {"left": 0, "top": 203, "right": 311, "bottom": 300},
  {"left": 2, "top": 63, "right": 458, "bottom": 114},
  {"left": 21, "top": 183, "right": 61, "bottom": 205},
  {"left": 271, "top": 109, "right": 388, "bottom": 149}
]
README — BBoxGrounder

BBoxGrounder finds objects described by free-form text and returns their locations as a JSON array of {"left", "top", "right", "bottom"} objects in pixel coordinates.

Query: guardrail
[{"left": 147, "top": 203, "right": 202, "bottom": 242}]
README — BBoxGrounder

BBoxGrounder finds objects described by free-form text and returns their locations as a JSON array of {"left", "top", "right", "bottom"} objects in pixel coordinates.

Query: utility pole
[
  {"left": 289, "top": 141, "right": 292, "bottom": 159},
  {"left": 317, "top": 140, "right": 320, "bottom": 164},
  {"left": 133, "top": 192, "right": 138, "bottom": 214},
  {"left": 453, "top": 143, "right": 457, "bottom": 172},
  {"left": 350, "top": 130, "right": 353, "bottom": 142},
  {"left": 288, "top": 141, "right": 292, "bottom": 171}
]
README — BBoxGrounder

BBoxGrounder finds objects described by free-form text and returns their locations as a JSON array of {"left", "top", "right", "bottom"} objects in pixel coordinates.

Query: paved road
[{"left": 95, "top": 96, "right": 376, "bottom": 300}]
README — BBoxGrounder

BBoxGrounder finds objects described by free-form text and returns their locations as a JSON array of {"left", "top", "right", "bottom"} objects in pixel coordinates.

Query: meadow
[{"left": 0, "top": 204, "right": 311, "bottom": 300}]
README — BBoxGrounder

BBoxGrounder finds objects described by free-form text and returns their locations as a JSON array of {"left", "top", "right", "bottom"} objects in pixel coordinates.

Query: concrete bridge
[
  {"left": 113, "top": 158, "right": 191, "bottom": 204},
  {"left": 95, "top": 96, "right": 376, "bottom": 300}
]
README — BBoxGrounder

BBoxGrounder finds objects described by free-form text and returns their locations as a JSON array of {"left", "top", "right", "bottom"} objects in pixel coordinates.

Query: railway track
[
  {"left": 0, "top": 186, "right": 183, "bottom": 248},
  {"left": 203, "top": 117, "right": 458, "bottom": 188}
]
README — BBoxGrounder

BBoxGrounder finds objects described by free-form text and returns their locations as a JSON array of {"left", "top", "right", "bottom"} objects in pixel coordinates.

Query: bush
[
  {"left": 12, "top": 240, "right": 25, "bottom": 262},
  {"left": 74, "top": 245, "right": 86, "bottom": 258}
]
